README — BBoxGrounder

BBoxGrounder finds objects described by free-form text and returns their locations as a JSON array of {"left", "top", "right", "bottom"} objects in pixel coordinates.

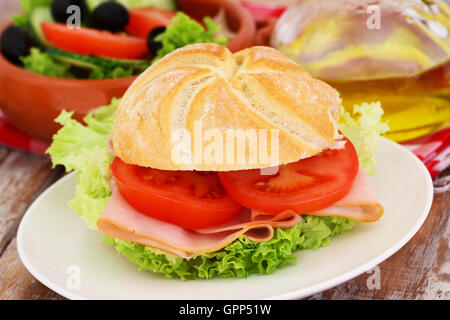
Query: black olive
[
  {"left": 92, "top": 2, "right": 129, "bottom": 33},
  {"left": 147, "top": 26, "right": 166, "bottom": 56},
  {"left": 51, "top": 0, "right": 88, "bottom": 23},
  {"left": 0, "top": 26, "right": 34, "bottom": 65}
]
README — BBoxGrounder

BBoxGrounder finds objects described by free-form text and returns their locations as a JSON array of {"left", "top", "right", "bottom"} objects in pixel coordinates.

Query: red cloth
[{"left": 0, "top": 112, "right": 49, "bottom": 155}]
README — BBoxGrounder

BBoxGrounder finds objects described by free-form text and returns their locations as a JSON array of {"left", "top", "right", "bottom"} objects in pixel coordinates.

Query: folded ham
[
  {"left": 98, "top": 182, "right": 300, "bottom": 259},
  {"left": 313, "top": 168, "right": 384, "bottom": 222},
  {"left": 97, "top": 167, "right": 383, "bottom": 259}
]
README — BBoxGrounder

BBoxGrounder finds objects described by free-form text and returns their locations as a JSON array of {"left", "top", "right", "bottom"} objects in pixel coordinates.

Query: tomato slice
[
  {"left": 218, "top": 139, "right": 359, "bottom": 214},
  {"left": 241, "top": 1, "right": 287, "bottom": 20},
  {"left": 41, "top": 22, "right": 148, "bottom": 59},
  {"left": 111, "top": 157, "right": 242, "bottom": 229},
  {"left": 126, "top": 8, "right": 175, "bottom": 38}
]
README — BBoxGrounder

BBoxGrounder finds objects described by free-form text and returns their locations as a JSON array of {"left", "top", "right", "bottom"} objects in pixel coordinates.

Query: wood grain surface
[{"left": 0, "top": 0, "right": 448, "bottom": 300}]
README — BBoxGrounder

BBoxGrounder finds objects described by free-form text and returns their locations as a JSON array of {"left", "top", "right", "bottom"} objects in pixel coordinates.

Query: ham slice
[
  {"left": 312, "top": 168, "right": 384, "bottom": 222},
  {"left": 97, "top": 167, "right": 382, "bottom": 259},
  {"left": 97, "top": 182, "right": 300, "bottom": 259}
]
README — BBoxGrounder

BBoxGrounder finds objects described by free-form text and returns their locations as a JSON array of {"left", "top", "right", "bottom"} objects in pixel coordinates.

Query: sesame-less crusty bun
[{"left": 113, "top": 43, "right": 342, "bottom": 171}]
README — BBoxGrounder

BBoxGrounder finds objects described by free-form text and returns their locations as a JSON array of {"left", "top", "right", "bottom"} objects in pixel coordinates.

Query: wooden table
[{"left": 0, "top": 0, "right": 448, "bottom": 300}]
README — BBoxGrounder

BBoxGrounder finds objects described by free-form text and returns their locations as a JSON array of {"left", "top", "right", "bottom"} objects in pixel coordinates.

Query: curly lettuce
[
  {"left": 339, "top": 102, "right": 389, "bottom": 175},
  {"left": 105, "top": 216, "right": 355, "bottom": 280},
  {"left": 89, "top": 66, "right": 135, "bottom": 79},
  {"left": 20, "top": 47, "right": 142, "bottom": 79},
  {"left": 21, "top": 47, "right": 73, "bottom": 78},
  {"left": 115, "top": 0, "right": 177, "bottom": 10},
  {"left": 47, "top": 98, "right": 119, "bottom": 229},
  {"left": 48, "top": 99, "right": 386, "bottom": 279},
  {"left": 153, "top": 12, "right": 228, "bottom": 62}
]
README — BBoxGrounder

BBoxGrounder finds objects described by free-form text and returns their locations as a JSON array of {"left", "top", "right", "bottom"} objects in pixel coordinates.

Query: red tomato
[
  {"left": 111, "top": 157, "right": 243, "bottom": 230},
  {"left": 241, "top": 1, "right": 287, "bottom": 20},
  {"left": 41, "top": 22, "right": 148, "bottom": 59},
  {"left": 126, "top": 8, "right": 175, "bottom": 38},
  {"left": 218, "top": 138, "right": 359, "bottom": 214}
]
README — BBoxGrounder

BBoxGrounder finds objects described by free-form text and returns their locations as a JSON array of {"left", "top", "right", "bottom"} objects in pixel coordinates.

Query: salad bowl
[
  {"left": 0, "top": 0, "right": 255, "bottom": 142},
  {"left": 0, "top": 46, "right": 135, "bottom": 142}
]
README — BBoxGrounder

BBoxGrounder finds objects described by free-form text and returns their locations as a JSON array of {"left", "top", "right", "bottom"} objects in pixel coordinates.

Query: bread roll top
[{"left": 113, "top": 43, "right": 341, "bottom": 171}]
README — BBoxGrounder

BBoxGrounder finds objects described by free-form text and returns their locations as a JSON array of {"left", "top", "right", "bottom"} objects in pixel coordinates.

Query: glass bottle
[{"left": 271, "top": 0, "right": 450, "bottom": 142}]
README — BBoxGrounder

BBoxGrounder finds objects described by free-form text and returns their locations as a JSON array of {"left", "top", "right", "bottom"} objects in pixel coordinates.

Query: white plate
[{"left": 17, "top": 138, "right": 433, "bottom": 300}]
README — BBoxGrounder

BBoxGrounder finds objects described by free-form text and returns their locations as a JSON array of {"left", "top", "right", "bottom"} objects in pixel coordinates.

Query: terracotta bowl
[
  {"left": 0, "top": 0, "right": 255, "bottom": 142},
  {"left": 177, "top": 0, "right": 255, "bottom": 53},
  {"left": 254, "top": 18, "right": 277, "bottom": 46}
]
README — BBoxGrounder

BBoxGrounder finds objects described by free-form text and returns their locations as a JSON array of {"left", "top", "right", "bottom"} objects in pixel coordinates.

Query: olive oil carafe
[{"left": 272, "top": 0, "right": 450, "bottom": 142}]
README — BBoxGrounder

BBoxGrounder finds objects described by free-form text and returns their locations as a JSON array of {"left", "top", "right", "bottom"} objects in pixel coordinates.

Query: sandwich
[{"left": 48, "top": 43, "right": 388, "bottom": 279}]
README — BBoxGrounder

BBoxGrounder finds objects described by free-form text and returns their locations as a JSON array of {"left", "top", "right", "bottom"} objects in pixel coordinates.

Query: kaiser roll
[{"left": 113, "top": 43, "right": 341, "bottom": 171}]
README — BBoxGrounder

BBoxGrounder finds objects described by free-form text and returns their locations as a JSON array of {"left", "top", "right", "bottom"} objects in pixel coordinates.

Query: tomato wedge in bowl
[
  {"left": 41, "top": 22, "right": 148, "bottom": 59},
  {"left": 241, "top": 1, "right": 287, "bottom": 20},
  {"left": 218, "top": 138, "right": 359, "bottom": 214},
  {"left": 126, "top": 8, "right": 175, "bottom": 38},
  {"left": 111, "top": 157, "right": 243, "bottom": 230}
]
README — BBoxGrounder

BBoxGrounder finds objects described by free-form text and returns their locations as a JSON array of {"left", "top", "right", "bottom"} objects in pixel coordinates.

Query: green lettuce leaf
[
  {"left": 12, "top": 14, "right": 29, "bottom": 30},
  {"left": 20, "top": 0, "right": 52, "bottom": 14},
  {"left": 115, "top": 0, "right": 177, "bottom": 11},
  {"left": 47, "top": 98, "right": 120, "bottom": 229},
  {"left": 21, "top": 47, "right": 73, "bottom": 78},
  {"left": 48, "top": 98, "right": 386, "bottom": 280},
  {"left": 89, "top": 66, "right": 135, "bottom": 79},
  {"left": 20, "top": 47, "right": 140, "bottom": 79},
  {"left": 153, "top": 12, "right": 228, "bottom": 62},
  {"left": 13, "top": 0, "right": 52, "bottom": 28},
  {"left": 339, "top": 102, "right": 389, "bottom": 175},
  {"left": 104, "top": 216, "right": 355, "bottom": 280},
  {"left": 85, "top": 0, "right": 109, "bottom": 11}
]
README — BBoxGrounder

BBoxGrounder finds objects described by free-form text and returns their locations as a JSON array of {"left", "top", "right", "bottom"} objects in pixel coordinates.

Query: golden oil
[{"left": 329, "top": 63, "right": 450, "bottom": 142}]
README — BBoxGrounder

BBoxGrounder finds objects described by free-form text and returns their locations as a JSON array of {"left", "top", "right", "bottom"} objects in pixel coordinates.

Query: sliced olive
[
  {"left": 0, "top": 26, "right": 34, "bottom": 65},
  {"left": 92, "top": 2, "right": 129, "bottom": 33},
  {"left": 147, "top": 26, "right": 166, "bottom": 56},
  {"left": 51, "top": 0, "right": 87, "bottom": 24}
]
